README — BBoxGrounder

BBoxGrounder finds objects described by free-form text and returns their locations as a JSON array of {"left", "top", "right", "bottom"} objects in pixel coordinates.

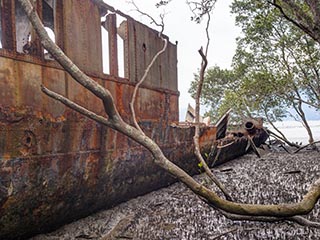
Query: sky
[{"left": 105, "top": 0, "right": 241, "bottom": 120}]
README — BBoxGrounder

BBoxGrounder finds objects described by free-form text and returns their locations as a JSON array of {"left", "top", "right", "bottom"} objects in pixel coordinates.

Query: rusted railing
[{"left": 0, "top": 0, "right": 178, "bottom": 92}]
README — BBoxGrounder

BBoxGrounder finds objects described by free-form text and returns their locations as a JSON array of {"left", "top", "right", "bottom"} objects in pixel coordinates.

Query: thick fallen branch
[
  {"left": 40, "top": 86, "right": 320, "bottom": 218},
  {"left": 217, "top": 208, "right": 320, "bottom": 228},
  {"left": 20, "top": 0, "right": 320, "bottom": 226}
]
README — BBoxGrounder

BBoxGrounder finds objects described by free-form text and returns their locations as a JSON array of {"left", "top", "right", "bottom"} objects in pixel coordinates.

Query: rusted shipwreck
[{"left": 0, "top": 1, "right": 267, "bottom": 239}]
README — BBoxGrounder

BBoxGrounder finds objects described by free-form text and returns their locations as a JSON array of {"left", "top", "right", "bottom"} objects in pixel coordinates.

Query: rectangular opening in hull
[
  {"left": 116, "top": 15, "right": 126, "bottom": 78},
  {"left": 42, "top": 0, "right": 55, "bottom": 60},
  {"left": 15, "top": 0, "right": 31, "bottom": 53}
]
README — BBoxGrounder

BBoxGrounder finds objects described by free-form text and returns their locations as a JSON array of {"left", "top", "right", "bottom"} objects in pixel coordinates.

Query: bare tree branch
[
  {"left": 187, "top": 0, "right": 217, "bottom": 23},
  {"left": 128, "top": 1, "right": 168, "bottom": 133},
  {"left": 127, "top": 0, "right": 166, "bottom": 33},
  {"left": 18, "top": 0, "right": 121, "bottom": 120},
  {"left": 293, "top": 97, "right": 320, "bottom": 109},
  {"left": 192, "top": 5, "right": 232, "bottom": 201},
  {"left": 19, "top": 0, "right": 320, "bottom": 227},
  {"left": 41, "top": 85, "right": 112, "bottom": 128},
  {"left": 267, "top": 129, "right": 301, "bottom": 148},
  {"left": 293, "top": 140, "right": 320, "bottom": 153},
  {"left": 268, "top": 0, "right": 320, "bottom": 44},
  {"left": 217, "top": 208, "right": 320, "bottom": 228},
  {"left": 130, "top": 38, "right": 167, "bottom": 132}
]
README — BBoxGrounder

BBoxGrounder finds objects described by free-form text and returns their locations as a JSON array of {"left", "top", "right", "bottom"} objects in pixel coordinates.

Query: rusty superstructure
[{"left": 0, "top": 1, "right": 220, "bottom": 239}]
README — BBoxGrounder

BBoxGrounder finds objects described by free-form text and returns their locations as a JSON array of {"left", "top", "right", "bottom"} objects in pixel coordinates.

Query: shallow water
[
  {"left": 30, "top": 150, "right": 320, "bottom": 240},
  {"left": 267, "top": 120, "right": 320, "bottom": 144}
]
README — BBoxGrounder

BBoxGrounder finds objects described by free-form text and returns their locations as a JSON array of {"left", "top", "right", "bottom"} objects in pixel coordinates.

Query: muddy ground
[{"left": 30, "top": 149, "right": 320, "bottom": 240}]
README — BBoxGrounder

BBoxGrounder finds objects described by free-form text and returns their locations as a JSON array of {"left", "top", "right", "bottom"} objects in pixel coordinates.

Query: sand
[{"left": 30, "top": 149, "right": 320, "bottom": 240}]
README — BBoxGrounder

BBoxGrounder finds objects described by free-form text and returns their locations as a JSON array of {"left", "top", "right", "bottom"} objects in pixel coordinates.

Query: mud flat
[{"left": 30, "top": 150, "right": 320, "bottom": 240}]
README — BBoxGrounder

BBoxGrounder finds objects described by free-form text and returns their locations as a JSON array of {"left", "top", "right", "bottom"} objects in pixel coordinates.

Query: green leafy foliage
[{"left": 189, "top": 0, "right": 320, "bottom": 132}]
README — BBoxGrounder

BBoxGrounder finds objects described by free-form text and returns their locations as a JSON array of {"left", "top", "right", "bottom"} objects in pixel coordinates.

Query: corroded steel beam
[
  {"left": 106, "top": 14, "right": 119, "bottom": 76},
  {"left": 1, "top": 0, "right": 16, "bottom": 50},
  {"left": 0, "top": 1, "right": 183, "bottom": 239}
]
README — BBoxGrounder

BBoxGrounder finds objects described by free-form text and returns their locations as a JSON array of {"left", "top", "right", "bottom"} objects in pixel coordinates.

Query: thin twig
[
  {"left": 280, "top": 144, "right": 292, "bottom": 154},
  {"left": 267, "top": 129, "right": 301, "bottom": 148},
  {"left": 128, "top": 1, "right": 168, "bottom": 133},
  {"left": 294, "top": 140, "right": 320, "bottom": 153},
  {"left": 210, "top": 147, "right": 221, "bottom": 167},
  {"left": 129, "top": 38, "right": 167, "bottom": 133},
  {"left": 128, "top": 0, "right": 165, "bottom": 33}
]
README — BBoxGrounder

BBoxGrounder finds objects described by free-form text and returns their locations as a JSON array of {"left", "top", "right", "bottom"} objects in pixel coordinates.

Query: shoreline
[{"left": 266, "top": 120, "right": 320, "bottom": 145}]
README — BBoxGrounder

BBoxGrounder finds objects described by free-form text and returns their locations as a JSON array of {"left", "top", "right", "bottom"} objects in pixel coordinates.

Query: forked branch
[
  {"left": 268, "top": 0, "right": 320, "bottom": 44},
  {"left": 192, "top": 5, "right": 232, "bottom": 200},
  {"left": 19, "top": 0, "right": 320, "bottom": 228}
]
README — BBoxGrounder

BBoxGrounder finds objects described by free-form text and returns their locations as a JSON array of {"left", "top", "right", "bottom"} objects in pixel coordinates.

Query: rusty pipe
[{"left": 245, "top": 121, "right": 256, "bottom": 135}]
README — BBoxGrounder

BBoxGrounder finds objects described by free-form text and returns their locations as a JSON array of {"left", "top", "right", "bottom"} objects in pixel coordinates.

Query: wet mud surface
[{"left": 30, "top": 150, "right": 320, "bottom": 239}]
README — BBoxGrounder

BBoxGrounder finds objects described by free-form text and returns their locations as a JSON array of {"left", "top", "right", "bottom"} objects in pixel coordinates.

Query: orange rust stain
[
  {"left": 199, "top": 127, "right": 217, "bottom": 146},
  {"left": 116, "top": 83, "right": 124, "bottom": 115},
  {"left": 2, "top": 154, "right": 12, "bottom": 161}
]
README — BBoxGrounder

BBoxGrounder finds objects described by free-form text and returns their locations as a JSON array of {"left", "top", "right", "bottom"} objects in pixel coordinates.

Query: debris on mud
[{"left": 30, "top": 150, "right": 320, "bottom": 240}]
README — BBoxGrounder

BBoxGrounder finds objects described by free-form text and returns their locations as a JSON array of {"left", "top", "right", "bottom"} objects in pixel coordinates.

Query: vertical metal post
[
  {"left": 54, "top": 0, "right": 64, "bottom": 51},
  {"left": 30, "top": 0, "right": 43, "bottom": 57},
  {"left": 1, "top": 0, "right": 16, "bottom": 50},
  {"left": 106, "top": 13, "right": 118, "bottom": 77}
]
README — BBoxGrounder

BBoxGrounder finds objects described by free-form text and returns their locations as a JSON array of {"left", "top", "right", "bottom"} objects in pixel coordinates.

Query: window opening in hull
[
  {"left": 15, "top": 0, "right": 32, "bottom": 53},
  {"left": 42, "top": 0, "right": 55, "bottom": 60},
  {"left": 116, "top": 15, "right": 126, "bottom": 78}
]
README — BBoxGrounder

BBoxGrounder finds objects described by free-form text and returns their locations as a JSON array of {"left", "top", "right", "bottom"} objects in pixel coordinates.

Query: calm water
[{"left": 266, "top": 120, "right": 320, "bottom": 144}]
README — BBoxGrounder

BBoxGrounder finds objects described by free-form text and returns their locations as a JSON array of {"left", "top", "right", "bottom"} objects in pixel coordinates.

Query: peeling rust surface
[
  {"left": 0, "top": 1, "right": 211, "bottom": 239},
  {"left": 0, "top": 106, "right": 213, "bottom": 240}
]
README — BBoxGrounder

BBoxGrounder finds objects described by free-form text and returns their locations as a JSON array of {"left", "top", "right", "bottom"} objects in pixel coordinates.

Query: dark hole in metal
[
  {"left": 245, "top": 121, "right": 256, "bottom": 135},
  {"left": 238, "top": 132, "right": 244, "bottom": 137},
  {"left": 26, "top": 136, "right": 31, "bottom": 144},
  {"left": 245, "top": 121, "right": 254, "bottom": 129}
]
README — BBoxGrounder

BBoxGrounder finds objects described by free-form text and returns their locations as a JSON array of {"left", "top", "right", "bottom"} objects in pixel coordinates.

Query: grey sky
[{"left": 105, "top": 0, "right": 241, "bottom": 120}]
